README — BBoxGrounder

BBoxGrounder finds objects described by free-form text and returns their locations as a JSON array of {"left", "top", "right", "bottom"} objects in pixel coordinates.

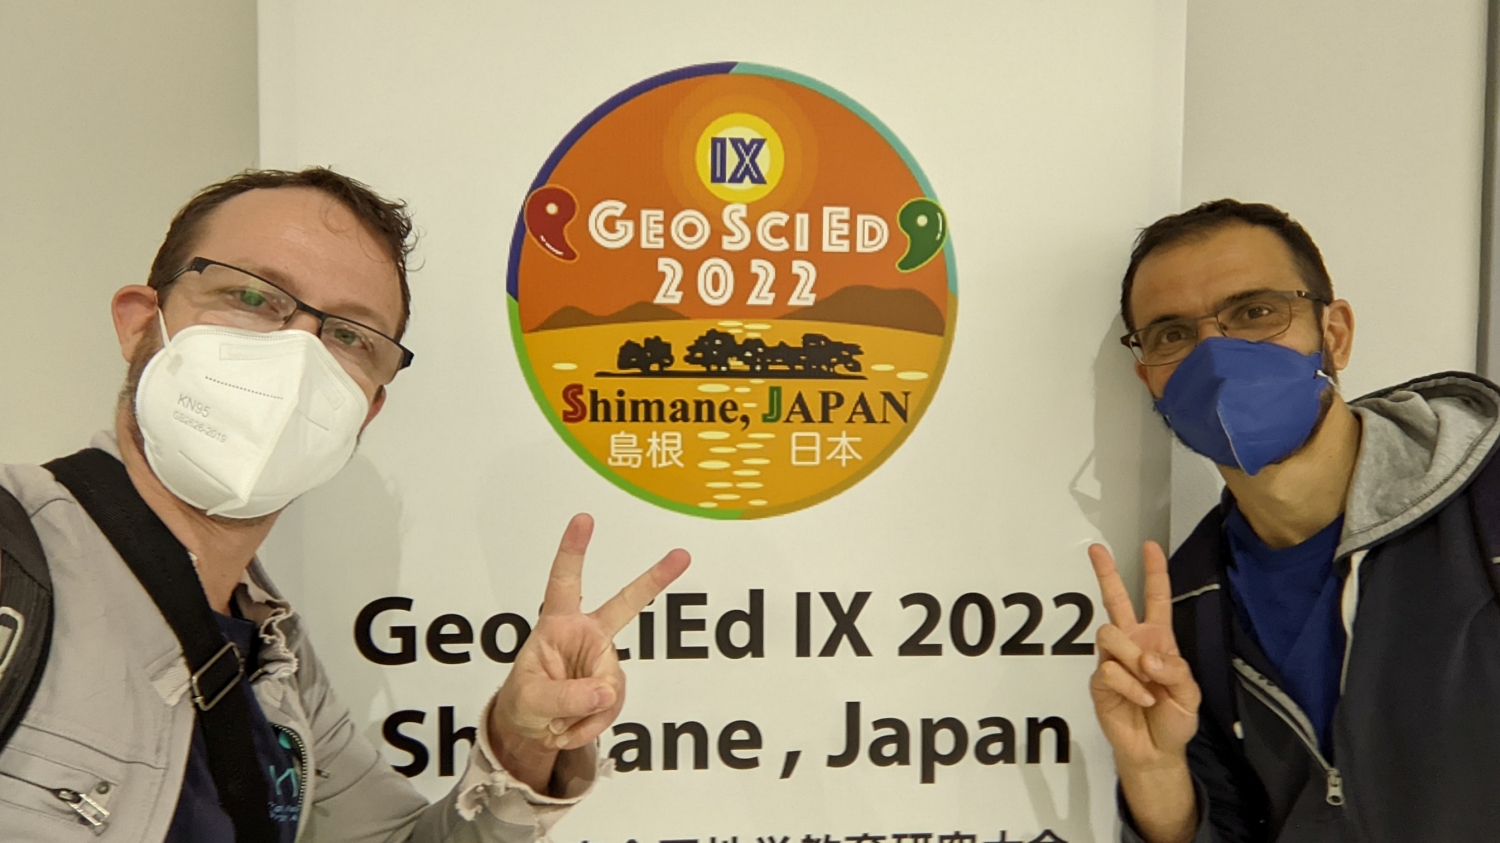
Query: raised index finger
[
  {"left": 1087, "top": 543, "right": 1139, "bottom": 631},
  {"left": 541, "top": 513, "right": 594, "bottom": 616},
  {"left": 591, "top": 548, "right": 692, "bottom": 636}
]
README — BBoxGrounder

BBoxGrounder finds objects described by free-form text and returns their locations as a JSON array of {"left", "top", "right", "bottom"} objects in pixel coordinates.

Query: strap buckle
[{"left": 190, "top": 641, "right": 244, "bottom": 711}]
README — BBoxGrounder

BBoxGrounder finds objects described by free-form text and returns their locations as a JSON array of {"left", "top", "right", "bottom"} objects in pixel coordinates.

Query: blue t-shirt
[
  {"left": 165, "top": 612, "right": 302, "bottom": 842},
  {"left": 1224, "top": 506, "right": 1346, "bottom": 755}
]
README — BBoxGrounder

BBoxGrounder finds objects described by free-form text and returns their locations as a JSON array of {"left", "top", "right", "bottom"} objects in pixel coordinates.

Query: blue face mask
[{"left": 1153, "top": 337, "right": 1330, "bottom": 476}]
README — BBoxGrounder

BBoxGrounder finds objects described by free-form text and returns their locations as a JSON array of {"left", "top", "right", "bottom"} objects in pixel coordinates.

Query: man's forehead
[
  {"left": 193, "top": 187, "right": 403, "bottom": 335},
  {"left": 1131, "top": 223, "right": 1304, "bottom": 323}
]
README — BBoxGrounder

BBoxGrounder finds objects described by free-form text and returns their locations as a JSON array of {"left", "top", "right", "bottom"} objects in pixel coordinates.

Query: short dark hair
[
  {"left": 1120, "top": 199, "right": 1332, "bottom": 332},
  {"left": 148, "top": 167, "right": 416, "bottom": 338}
]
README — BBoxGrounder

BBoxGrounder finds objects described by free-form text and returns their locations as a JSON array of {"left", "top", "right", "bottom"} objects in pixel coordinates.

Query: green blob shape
[{"left": 896, "top": 198, "right": 948, "bottom": 272}]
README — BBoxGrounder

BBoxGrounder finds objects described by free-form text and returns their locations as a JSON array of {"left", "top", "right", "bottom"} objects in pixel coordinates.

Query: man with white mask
[
  {"left": 1084, "top": 200, "right": 1500, "bottom": 842},
  {"left": 0, "top": 167, "right": 689, "bottom": 841}
]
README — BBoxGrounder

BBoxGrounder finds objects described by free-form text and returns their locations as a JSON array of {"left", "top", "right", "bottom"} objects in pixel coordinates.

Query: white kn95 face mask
[{"left": 134, "top": 314, "right": 370, "bottom": 519}]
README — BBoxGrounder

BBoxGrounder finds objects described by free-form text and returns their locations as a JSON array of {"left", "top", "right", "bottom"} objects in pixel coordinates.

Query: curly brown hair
[{"left": 148, "top": 167, "right": 416, "bottom": 338}]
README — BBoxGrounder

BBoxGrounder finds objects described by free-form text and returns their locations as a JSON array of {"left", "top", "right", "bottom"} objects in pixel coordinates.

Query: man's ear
[
  {"left": 112, "top": 285, "right": 160, "bottom": 363},
  {"left": 361, "top": 385, "right": 387, "bottom": 430},
  {"left": 1322, "top": 299, "right": 1355, "bottom": 372}
]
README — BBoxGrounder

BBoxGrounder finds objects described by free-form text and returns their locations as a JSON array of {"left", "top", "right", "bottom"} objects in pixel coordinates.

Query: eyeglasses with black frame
[
  {"left": 162, "top": 257, "right": 414, "bottom": 386},
  {"left": 1120, "top": 288, "right": 1328, "bottom": 367}
]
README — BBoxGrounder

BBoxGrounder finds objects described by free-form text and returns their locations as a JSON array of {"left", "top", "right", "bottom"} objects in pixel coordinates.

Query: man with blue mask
[
  {"left": 0, "top": 168, "right": 690, "bottom": 841},
  {"left": 1083, "top": 200, "right": 1500, "bottom": 842}
]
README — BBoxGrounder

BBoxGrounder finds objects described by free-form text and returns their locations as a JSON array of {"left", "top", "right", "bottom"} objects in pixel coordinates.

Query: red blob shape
[{"left": 525, "top": 185, "right": 578, "bottom": 261}]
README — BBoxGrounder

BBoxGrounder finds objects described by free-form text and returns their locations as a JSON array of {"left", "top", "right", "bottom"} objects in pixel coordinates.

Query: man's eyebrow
[
  {"left": 242, "top": 262, "right": 396, "bottom": 335},
  {"left": 1141, "top": 287, "right": 1280, "bottom": 328}
]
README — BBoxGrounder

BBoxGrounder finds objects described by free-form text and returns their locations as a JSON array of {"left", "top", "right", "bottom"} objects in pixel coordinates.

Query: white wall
[
  {"left": 0, "top": 0, "right": 259, "bottom": 465},
  {"left": 254, "top": 4, "right": 1185, "bottom": 837},
  {"left": 1169, "top": 0, "right": 1488, "bottom": 548}
]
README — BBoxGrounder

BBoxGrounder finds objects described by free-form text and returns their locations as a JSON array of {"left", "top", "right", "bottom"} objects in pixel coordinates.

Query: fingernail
[
  {"left": 593, "top": 687, "right": 614, "bottom": 709},
  {"left": 1145, "top": 653, "right": 1163, "bottom": 672},
  {"left": 553, "top": 734, "right": 570, "bottom": 750},
  {"left": 549, "top": 718, "right": 567, "bottom": 735}
]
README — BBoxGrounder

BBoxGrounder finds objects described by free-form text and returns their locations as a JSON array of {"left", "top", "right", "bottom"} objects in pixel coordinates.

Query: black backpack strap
[
  {"left": 45, "top": 449, "right": 276, "bottom": 843},
  {"left": 1470, "top": 447, "right": 1500, "bottom": 605},
  {"left": 0, "top": 482, "right": 52, "bottom": 751}
]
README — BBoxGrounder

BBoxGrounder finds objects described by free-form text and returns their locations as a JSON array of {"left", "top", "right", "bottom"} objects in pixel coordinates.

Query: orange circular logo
[{"left": 508, "top": 63, "right": 955, "bottom": 519}]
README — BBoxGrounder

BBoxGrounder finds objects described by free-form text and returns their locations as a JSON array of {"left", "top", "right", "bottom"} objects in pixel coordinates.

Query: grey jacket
[{"left": 0, "top": 432, "right": 599, "bottom": 842}]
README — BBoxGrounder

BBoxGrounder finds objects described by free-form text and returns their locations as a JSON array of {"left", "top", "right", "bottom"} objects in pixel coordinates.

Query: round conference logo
[{"left": 508, "top": 63, "right": 956, "bottom": 519}]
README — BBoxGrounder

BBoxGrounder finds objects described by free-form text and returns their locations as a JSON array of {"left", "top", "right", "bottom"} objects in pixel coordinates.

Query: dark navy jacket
[{"left": 1122, "top": 373, "right": 1500, "bottom": 842}]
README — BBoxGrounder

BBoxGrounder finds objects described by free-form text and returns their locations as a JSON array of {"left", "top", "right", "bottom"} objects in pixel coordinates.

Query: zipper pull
[
  {"left": 52, "top": 787, "right": 110, "bottom": 828},
  {"left": 1324, "top": 768, "right": 1345, "bottom": 806}
]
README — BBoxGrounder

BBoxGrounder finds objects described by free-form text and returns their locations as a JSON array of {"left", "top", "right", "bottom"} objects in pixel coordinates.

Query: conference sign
[{"left": 508, "top": 63, "right": 957, "bottom": 518}]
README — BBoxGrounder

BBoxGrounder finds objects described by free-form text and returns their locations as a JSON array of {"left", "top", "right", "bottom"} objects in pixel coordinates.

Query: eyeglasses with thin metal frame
[
  {"left": 163, "top": 257, "right": 414, "bottom": 384},
  {"left": 1120, "top": 288, "right": 1329, "bottom": 367}
]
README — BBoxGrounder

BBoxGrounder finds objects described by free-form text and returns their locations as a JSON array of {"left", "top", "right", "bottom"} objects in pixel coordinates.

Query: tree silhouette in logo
[
  {"left": 612, "top": 330, "right": 864, "bottom": 377},
  {"left": 684, "top": 329, "right": 739, "bottom": 372},
  {"left": 616, "top": 336, "right": 674, "bottom": 372}
]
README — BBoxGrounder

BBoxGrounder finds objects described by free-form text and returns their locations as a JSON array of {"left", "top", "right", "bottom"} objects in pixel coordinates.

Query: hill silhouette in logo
[
  {"left": 782, "top": 285, "right": 947, "bottom": 336},
  {"left": 531, "top": 302, "right": 688, "bottom": 332}
]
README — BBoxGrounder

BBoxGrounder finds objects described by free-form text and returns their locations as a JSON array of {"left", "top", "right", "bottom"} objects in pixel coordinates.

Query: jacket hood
[{"left": 1339, "top": 371, "right": 1500, "bottom": 557}]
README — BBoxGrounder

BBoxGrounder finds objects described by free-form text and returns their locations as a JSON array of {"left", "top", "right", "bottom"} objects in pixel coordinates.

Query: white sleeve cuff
[{"left": 453, "top": 694, "right": 611, "bottom": 833}]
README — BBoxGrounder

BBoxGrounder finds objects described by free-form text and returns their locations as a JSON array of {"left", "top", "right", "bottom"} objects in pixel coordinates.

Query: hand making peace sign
[
  {"left": 1087, "top": 541, "right": 1201, "bottom": 770},
  {"left": 488, "top": 514, "right": 691, "bottom": 793}
]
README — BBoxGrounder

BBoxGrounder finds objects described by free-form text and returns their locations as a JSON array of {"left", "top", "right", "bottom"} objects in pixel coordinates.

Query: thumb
[
  {"left": 534, "top": 677, "right": 616, "bottom": 723},
  {"left": 1143, "top": 652, "right": 1202, "bottom": 711}
]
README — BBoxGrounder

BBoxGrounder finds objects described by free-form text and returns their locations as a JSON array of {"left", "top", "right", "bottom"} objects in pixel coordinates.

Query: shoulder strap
[
  {"left": 45, "top": 449, "right": 276, "bottom": 843},
  {"left": 1469, "top": 447, "right": 1500, "bottom": 604},
  {"left": 0, "top": 481, "right": 52, "bottom": 751}
]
